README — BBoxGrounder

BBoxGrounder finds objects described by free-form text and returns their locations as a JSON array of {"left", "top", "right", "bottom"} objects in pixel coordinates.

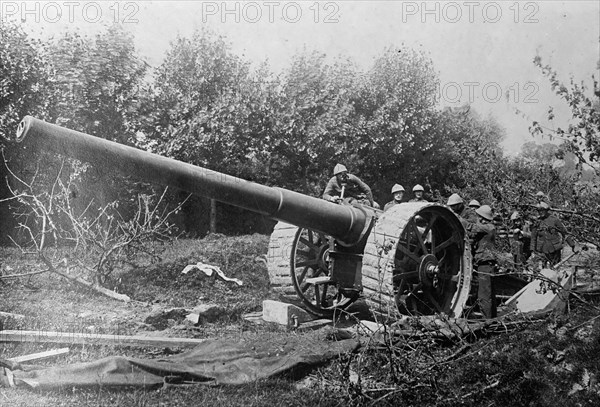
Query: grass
[{"left": 2, "top": 234, "right": 600, "bottom": 406}]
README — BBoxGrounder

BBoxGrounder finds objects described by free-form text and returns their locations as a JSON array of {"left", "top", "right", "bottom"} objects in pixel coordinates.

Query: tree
[
  {"left": 520, "top": 141, "right": 560, "bottom": 163},
  {"left": 143, "top": 29, "right": 273, "bottom": 233},
  {"left": 351, "top": 47, "right": 440, "bottom": 201},
  {"left": 529, "top": 55, "right": 600, "bottom": 173},
  {"left": 0, "top": 21, "right": 52, "bottom": 142},
  {"left": 1, "top": 23, "right": 150, "bottom": 244},
  {"left": 0, "top": 22, "right": 54, "bottom": 243},
  {"left": 265, "top": 50, "right": 360, "bottom": 194}
]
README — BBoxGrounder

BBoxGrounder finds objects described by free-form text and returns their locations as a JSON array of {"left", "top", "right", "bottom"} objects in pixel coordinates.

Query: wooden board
[
  {"left": 8, "top": 348, "right": 70, "bottom": 363},
  {"left": 0, "top": 330, "right": 206, "bottom": 348}
]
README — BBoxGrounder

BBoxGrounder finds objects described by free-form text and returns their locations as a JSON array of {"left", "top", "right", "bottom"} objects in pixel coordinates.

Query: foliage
[
  {"left": 529, "top": 55, "right": 600, "bottom": 173},
  {"left": 1, "top": 24, "right": 152, "bottom": 244},
  {"left": 0, "top": 21, "right": 52, "bottom": 144},
  {"left": 3, "top": 158, "right": 182, "bottom": 286},
  {"left": 46, "top": 24, "right": 148, "bottom": 144},
  {"left": 265, "top": 51, "right": 360, "bottom": 194},
  {"left": 143, "top": 30, "right": 251, "bottom": 166}
]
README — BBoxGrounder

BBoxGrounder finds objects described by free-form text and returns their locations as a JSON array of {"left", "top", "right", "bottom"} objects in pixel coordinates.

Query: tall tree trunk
[{"left": 210, "top": 199, "right": 217, "bottom": 233}]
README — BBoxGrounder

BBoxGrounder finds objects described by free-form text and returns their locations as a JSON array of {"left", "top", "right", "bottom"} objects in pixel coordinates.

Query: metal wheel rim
[
  {"left": 393, "top": 205, "right": 471, "bottom": 316},
  {"left": 290, "top": 227, "right": 355, "bottom": 317}
]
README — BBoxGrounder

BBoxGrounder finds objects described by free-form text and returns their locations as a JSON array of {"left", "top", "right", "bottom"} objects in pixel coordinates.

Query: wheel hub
[
  {"left": 419, "top": 254, "right": 439, "bottom": 288},
  {"left": 318, "top": 244, "right": 330, "bottom": 271}
]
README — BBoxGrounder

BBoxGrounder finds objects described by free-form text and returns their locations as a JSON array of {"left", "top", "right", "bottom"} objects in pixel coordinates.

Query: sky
[{"left": 5, "top": 0, "right": 600, "bottom": 155}]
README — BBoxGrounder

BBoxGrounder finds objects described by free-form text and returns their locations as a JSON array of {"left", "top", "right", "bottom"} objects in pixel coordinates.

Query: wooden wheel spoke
[
  {"left": 295, "top": 259, "right": 318, "bottom": 268},
  {"left": 434, "top": 232, "right": 461, "bottom": 253},
  {"left": 297, "top": 267, "right": 309, "bottom": 283},
  {"left": 423, "top": 214, "right": 438, "bottom": 238},
  {"left": 393, "top": 270, "right": 418, "bottom": 282},
  {"left": 395, "top": 243, "right": 421, "bottom": 264},
  {"left": 435, "top": 272, "right": 458, "bottom": 282},
  {"left": 300, "top": 283, "right": 311, "bottom": 293},
  {"left": 299, "top": 236, "right": 319, "bottom": 252},
  {"left": 296, "top": 249, "right": 313, "bottom": 259},
  {"left": 402, "top": 282, "right": 422, "bottom": 296},
  {"left": 424, "top": 290, "right": 444, "bottom": 313},
  {"left": 411, "top": 221, "right": 428, "bottom": 254}
]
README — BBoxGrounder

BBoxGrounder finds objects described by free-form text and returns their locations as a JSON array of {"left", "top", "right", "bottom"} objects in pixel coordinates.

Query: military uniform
[
  {"left": 510, "top": 220, "right": 532, "bottom": 265},
  {"left": 456, "top": 206, "right": 478, "bottom": 230},
  {"left": 469, "top": 210, "right": 497, "bottom": 318},
  {"left": 383, "top": 200, "right": 401, "bottom": 212},
  {"left": 531, "top": 214, "right": 574, "bottom": 266},
  {"left": 322, "top": 174, "right": 374, "bottom": 206}
]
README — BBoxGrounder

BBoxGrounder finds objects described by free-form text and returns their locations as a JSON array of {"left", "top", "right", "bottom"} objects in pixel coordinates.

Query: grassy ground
[{"left": 2, "top": 235, "right": 600, "bottom": 406}]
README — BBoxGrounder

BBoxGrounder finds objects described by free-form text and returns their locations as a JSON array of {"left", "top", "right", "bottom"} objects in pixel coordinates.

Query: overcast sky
[{"left": 9, "top": 0, "right": 600, "bottom": 155}]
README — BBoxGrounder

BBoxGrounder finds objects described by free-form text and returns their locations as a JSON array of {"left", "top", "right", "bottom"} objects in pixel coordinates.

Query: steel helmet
[
  {"left": 537, "top": 201, "right": 550, "bottom": 210},
  {"left": 475, "top": 205, "right": 493, "bottom": 221},
  {"left": 391, "top": 184, "right": 405, "bottom": 194},
  {"left": 535, "top": 191, "right": 545, "bottom": 198},
  {"left": 412, "top": 184, "right": 424, "bottom": 192},
  {"left": 510, "top": 211, "right": 521, "bottom": 220},
  {"left": 468, "top": 199, "right": 480, "bottom": 208},
  {"left": 333, "top": 163, "right": 347, "bottom": 175},
  {"left": 447, "top": 193, "right": 463, "bottom": 206}
]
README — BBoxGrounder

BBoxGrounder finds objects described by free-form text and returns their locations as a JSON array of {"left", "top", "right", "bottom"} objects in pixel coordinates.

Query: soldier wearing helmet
[
  {"left": 531, "top": 202, "right": 578, "bottom": 267},
  {"left": 468, "top": 200, "right": 481, "bottom": 209},
  {"left": 446, "top": 193, "right": 477, "bottom": 229},
  {"left": 509, "top": 211, "right": 532, "bottom": 265},
  {"left": 322, "top": 163, "right": 374, "bottom": 207},
  {"left": 469, "top": 205, "right": 497, "bottom": 318},
  {"left": 409, "top": 184, "right": 427, "bottom": 202},
  {"left": 383, "top": 184, "right": 405, "bottom": 212}
]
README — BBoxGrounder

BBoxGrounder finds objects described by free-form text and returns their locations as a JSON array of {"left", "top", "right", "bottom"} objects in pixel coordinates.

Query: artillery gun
[{"left": 13, "top": 116, "right": 473, "bottom": 318}]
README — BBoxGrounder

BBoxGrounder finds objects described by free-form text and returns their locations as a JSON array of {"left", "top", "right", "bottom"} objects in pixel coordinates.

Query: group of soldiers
[
  {"left": 322, "top": 164, "right": 429, "bottom": 209},
  {"left": 322, "top": 164, "right": 580, "bottom": 318}
]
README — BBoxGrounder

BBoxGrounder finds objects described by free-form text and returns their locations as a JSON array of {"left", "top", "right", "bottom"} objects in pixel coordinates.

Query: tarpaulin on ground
[{"left": 6, "top": 331, "right": 359, "bottom": 390}]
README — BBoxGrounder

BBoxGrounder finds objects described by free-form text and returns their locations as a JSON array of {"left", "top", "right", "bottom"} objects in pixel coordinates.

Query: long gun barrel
[{"left": 14, "top": 116, "right": 373, "bottom": 245}]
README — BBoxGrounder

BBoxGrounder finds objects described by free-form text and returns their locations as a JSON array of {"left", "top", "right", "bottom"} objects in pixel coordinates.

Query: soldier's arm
[
  {"left": 468, "top": 220, "right": 488, "bottom": 239},
  {"left": 555, "top": 218, "right": 576, "bottom": 248},
  {"left": 322, "top": 178, "right": 338, "bottom": 201},
  {"left": 349, "top": 174, "right": 374, "bottom": 205}
]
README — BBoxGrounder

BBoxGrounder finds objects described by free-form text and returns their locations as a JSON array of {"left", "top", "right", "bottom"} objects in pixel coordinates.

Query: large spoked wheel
[
  {"left": 290, "top": 228, "right": 356, "bottom": 317},
  {"left": 393, "top": 205, "right": 471, "bottom": 316}
]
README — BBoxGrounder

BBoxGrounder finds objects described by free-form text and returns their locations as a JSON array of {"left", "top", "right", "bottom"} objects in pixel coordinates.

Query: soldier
[
  {"left": 384, "top": 184, "right": 405, "bottom": 212},
  {"left": 322, "top": 164, "right": 374, "bottom": 207},
  {"left": 468, "top": 200, "right": 481, "bottom": 210},
  {"left": 509, "top": 211, "right": 532, "bottom": 266},
  {"left": 409, "top": 184, "right": 427, "bottom": 202},
  {"left": 447, "top": 193, "right": 477, "bottom": 229},
  {"left": 469, "top": 205, "right": 497, "bottom": 318},
  {"left": 531, "top": 202, "right": 578, "bottom": 267}
]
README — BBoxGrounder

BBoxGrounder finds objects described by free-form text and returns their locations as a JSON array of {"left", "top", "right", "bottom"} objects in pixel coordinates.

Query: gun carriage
[{"left": 14, "top": 116, "right": 473, "bottom": 318}]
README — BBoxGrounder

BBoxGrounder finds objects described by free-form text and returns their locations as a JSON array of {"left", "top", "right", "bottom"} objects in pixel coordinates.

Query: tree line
[{"left": 1, "top": 22, "right": 598, "bottom": 246}]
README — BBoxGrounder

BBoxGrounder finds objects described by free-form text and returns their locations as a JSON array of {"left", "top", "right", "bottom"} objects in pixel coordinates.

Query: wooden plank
[
  {"left": 0, "top": 330, "right": 206, "bottom": 348},
  {"left": 0, "top": 311, "right": 25, "bottom": 320},
  {"left": 8, "top": 348, "right": 70, "bottom": 363}
]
